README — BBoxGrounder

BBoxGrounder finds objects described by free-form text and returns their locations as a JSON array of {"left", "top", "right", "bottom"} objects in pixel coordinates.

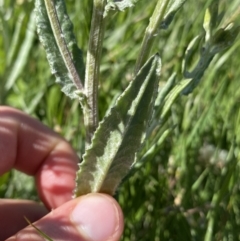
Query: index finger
[{"left": 0, "top": 106, "right": 79, "bottom": 209}]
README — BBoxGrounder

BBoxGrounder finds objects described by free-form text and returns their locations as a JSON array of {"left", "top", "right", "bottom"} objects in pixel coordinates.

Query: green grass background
[{"left": 1, "top": 0, "right": 240, "bottom": 240}]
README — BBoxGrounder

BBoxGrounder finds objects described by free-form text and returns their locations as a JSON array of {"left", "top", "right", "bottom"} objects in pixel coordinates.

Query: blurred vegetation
[{"left": 1, "top": 0, "right": 240, "bottom": 240}]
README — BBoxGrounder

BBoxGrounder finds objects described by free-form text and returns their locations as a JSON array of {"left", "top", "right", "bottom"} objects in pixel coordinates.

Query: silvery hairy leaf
[
  {"left": 74, "top": 54, "right": 161, "bottom": 196},
  {"left": 35, "top": 0, "right": 85, "bottom": 99},
  {"left": 104, "top": 0, "right": 139, "bottom": 17}
]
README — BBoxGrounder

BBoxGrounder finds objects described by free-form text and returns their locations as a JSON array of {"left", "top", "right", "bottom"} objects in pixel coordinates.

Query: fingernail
[{"left": 71, "top": 194, "right": 120, "bottom": 241}]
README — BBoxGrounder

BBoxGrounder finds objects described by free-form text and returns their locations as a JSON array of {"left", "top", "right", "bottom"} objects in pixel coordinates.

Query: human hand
[{"left": 0, "top": 106, "right": 124, "bottom": 241}]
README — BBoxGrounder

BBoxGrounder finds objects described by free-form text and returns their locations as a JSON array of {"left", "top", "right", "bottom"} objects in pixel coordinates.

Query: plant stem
[
  {"left": 44, "top": 0, "right": 83, "bottom": 91},
  {"left": 134, "top": 0, "right": 170, "bottom": 74},
  {"left": 84, "top": 0, "right": 107, "bottom": 145}
]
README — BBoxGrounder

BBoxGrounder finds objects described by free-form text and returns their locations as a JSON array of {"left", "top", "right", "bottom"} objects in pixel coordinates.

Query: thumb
[{"left": 7, "top": 194, "right": 124, "bottom": 241}]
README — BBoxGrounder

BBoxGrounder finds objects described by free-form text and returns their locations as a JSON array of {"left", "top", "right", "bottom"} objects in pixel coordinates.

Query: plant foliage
[{"left": 1, "top": 0, "right": 240, "bottom": 240}]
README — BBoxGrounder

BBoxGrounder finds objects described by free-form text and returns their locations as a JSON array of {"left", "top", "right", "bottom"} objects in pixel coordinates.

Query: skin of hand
[{"left": 0, "top": 106, "right": 124, "bottom": 241}]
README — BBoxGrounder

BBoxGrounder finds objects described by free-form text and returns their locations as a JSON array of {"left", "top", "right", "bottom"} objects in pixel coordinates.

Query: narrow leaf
[
  {"left": 182, "top": 24, "right": 240, "bottom": 95},
  {"left": 161, "top": 78, "right": 191, "bottom": 119},
  {"left": 5, "top": 11, "right": 35, "bottom": 91},
  {"left": 24, "top": 217, "right": 54, "bottom": 241},
  {"left": 35, "top": 0, "right": 85, "bottom": 99},
  {"left": 7, "top": 13, "right": 25, "bottom": 67},
  {"left": 210, "top": 24, "right": 240, "bottom": 54},
  {"left": 203, "top": 0, "right": 219, "bottom": 42},
  {"left": 74, "top": 54, "right": 161, "bottom": 197},
  {"left": 160, "top": 0, "right": 187, "bottom": 29},
  {"left": 135, "top": 129, "right": 172, "bottom": 170},
  {"left": 155, "top": 72, "right": 176, "bottom": 112}
]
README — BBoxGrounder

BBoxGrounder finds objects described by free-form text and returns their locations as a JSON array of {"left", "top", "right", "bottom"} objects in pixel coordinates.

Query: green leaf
[
  {"left": 203, "top": 0, "right": 219, "bottom": 41},
  {"left": 182, "top": 24, "right": 240, "bottom": 95},
  {"left": 210, "top": 24, "right": 240, "bottom": 54},
  {"left": 5, "top": 11, "right": 35, "bottom": 91},
  {"left": 74, "top": 54, "right": 161, "bottom": 197},
  {"left": 35, "top": 0, "right": 85, "bottom": 99},
  {"left": 160, "top": 0, "right": 187, "bottom": 29},
  {"left": 161, "top": 78, "right": 191, "bottom": 118}
]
